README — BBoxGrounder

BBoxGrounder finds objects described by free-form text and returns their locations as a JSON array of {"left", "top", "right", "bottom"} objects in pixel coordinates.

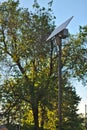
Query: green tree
[
  {"left": 0, "top": 0, "right": 55, "bottom": 130},
  {"left": 62, "top": 29, "right": 87, "bottom": 84},
  {"left": 62, "top": 83, "right": 83, "bottom": 130},
  {"left": 0, "top": 0, "right": 86, "bottom": 130}
]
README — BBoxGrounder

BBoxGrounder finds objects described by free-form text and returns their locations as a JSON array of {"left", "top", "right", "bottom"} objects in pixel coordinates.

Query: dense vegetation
[{"left": 0, "top": 0, "right": 87, "bottom": 130}]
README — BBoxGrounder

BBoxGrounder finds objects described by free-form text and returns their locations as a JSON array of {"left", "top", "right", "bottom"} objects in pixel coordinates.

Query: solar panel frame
[{"left": 47, "top": 16, "right": 73, "bottom": 41}]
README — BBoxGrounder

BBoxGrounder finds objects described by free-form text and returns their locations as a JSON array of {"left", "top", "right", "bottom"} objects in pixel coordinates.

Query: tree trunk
[
  {"left": 40, "top": 105, "right": 45, "bottom": 129},
  {"left": 32, "top": 105, "right": 39, "bottom": 130}
]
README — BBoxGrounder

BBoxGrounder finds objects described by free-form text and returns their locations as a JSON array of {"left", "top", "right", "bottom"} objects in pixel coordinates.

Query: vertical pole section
[
  {"left": 56, "top": 36, "right": 62, "bottom": 130},
  {"left": 85, "top": 104, "right": 87, "bottom": 130}
]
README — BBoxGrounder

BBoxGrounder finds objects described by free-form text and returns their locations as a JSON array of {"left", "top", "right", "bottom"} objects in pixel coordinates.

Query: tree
[
  {"left": 62, "top": 29, "right": 87, "bottom": 84},
  {"left": 0, "top": 0, "right": 55, "bottom": 130},
  {"left": 0, "top": 0, "right": 86, "bottom": 130},
  {"left": 62, "top": 83, "right": 83, "bottom": 130}
]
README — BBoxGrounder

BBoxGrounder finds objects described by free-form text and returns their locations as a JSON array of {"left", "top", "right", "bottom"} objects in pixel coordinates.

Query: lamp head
[
  {"left": 58, "top": 28, "right": 68, "bottom": 39},
  {"left": 46, "top": 16, "right": 73, "bottom": 41}
]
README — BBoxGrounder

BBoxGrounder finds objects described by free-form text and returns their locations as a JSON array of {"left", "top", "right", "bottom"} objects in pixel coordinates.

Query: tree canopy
[{"left": 0, "top": 0, "right": 87, "bottom": 130}]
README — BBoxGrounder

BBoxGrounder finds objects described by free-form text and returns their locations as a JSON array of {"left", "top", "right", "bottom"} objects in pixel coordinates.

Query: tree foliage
[{"left": 0, "top": 0, "right": 86, "bottom": 130}]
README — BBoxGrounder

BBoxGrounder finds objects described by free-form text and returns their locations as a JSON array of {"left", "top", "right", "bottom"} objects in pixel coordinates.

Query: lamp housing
[{"left": 58, "top": 28, "right": 68, "bottom": 39}]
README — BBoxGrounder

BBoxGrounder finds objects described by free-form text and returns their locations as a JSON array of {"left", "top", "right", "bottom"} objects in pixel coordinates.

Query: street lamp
[{"left": 47, "top": 16, "right": 73, "bottom": 130}]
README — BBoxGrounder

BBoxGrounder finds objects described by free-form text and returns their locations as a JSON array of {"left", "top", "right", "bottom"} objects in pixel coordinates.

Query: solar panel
[{"left": 47, "top": 16, "right": 73, "bottom": 41}]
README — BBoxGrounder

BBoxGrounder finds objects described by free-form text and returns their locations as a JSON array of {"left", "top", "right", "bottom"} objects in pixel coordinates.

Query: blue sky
[
  {"left": 0, "top": 0, "right": 87, "bottom": 34},
  {"left": 18, "top": 0, "right": 87, "bottom": 34},
  {"left": 0, "top": 0, "right": 87, "bottom": 114}
]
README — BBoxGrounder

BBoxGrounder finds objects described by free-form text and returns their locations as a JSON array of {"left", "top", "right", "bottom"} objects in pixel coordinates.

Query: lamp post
[
  {"left": 55, "top": 29, "right": 68, "bottom": 130},
  {"left": 57, "top": 36, "right": 62, "bottom": 130},
  {"left": 47, "top": 16, "right": 73, "bottom": 130}
]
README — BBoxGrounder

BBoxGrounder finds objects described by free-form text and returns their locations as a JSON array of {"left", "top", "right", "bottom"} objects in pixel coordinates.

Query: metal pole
[
  {"left": 85, "top": 104, "right": 87, "bottom": 130},
  {"left": 56, "top": 36, "right": 62, "bottom": 130}
]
